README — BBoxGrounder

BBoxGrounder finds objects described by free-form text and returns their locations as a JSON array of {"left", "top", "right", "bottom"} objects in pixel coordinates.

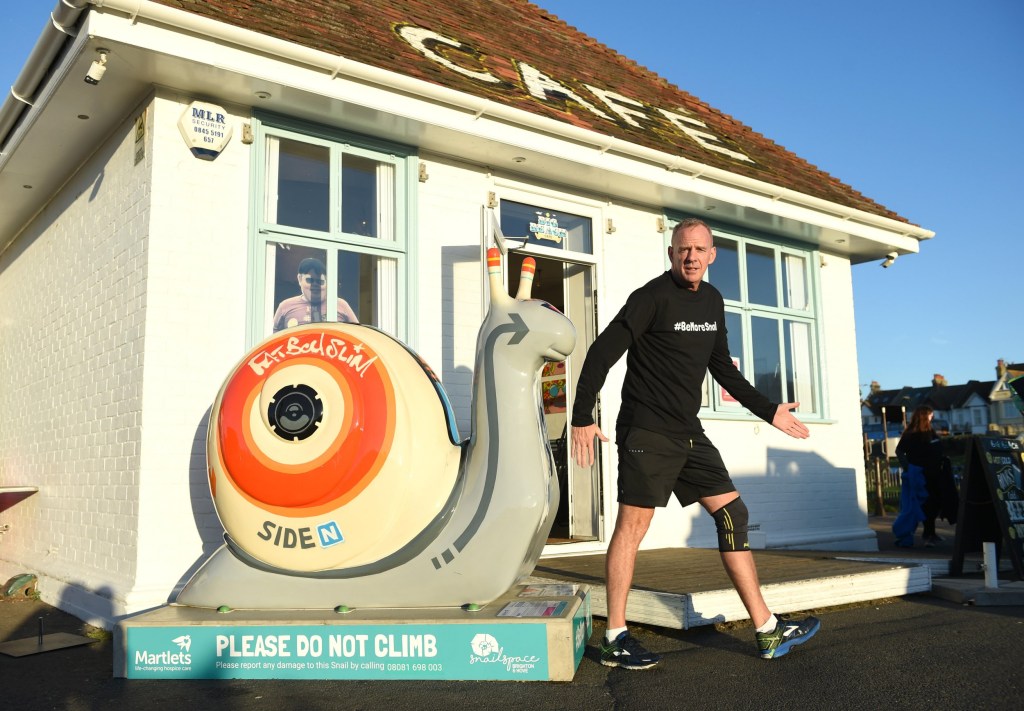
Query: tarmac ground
[{"left": 3, "top": 513, "right": 1022, "bottom": 710}]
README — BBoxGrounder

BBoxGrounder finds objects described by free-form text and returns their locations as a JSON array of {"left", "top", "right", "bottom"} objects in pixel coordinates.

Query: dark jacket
[{"left": 895, "top": 429, "right": 957, "bottom": 524}]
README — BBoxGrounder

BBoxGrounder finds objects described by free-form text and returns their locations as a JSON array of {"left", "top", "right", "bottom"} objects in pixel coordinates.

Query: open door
[{"left": 508, "top": 252, "right": 600, "bottom": 542}]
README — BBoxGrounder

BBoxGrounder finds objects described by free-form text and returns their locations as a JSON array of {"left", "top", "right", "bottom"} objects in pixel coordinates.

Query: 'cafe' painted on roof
[{"left": 396, "top": 24, "right": 754, "bottom": 164}]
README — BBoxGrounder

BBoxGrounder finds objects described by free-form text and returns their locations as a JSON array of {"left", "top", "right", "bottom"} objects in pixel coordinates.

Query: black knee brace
[{"left": 711, "top": 497, "right": 750, "bottom": 552}]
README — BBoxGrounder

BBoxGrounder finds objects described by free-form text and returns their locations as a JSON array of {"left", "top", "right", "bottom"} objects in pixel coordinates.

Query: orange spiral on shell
[{"left": 216, "top": 329, "right": 396, "bottom": 516}]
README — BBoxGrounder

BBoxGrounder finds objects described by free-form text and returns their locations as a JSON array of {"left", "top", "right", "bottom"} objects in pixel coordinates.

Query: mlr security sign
[{"left": 178, "top": 101, "right": 233, "bottom": 160}]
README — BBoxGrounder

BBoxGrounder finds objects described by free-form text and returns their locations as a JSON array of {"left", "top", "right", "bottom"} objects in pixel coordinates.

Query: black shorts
[{"left": 616, "top": 427, "right": 735, "bottom": 508}]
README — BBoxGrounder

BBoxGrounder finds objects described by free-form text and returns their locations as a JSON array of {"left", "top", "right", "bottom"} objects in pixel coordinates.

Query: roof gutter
[
  {"left": 2, "top": 0, "right": 933, "bottom": 242},
  {"left": 0, "top": 0, "right": 91, "bottom": 148}
]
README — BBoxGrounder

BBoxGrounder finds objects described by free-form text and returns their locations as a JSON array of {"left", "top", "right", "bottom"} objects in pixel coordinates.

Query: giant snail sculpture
[{"left": 175, "top": 248, "right": 576, "bottom": 610}]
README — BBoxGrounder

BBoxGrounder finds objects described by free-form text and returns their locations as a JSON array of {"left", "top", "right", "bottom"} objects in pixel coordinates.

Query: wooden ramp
[{"left": 530, "top": 548, "right": 931, "bottom": 629}]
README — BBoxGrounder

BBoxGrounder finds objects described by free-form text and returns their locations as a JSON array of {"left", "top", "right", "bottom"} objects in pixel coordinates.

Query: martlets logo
[
  {"left": 134, "top": 634, "right": 193, "bottom": 668},
  {"left": 674, "top": 320, "right": 717, "bottom": 332}
]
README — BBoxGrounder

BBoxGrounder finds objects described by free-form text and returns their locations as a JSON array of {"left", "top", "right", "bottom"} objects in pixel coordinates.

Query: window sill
[{"left": 699, "top": 409, "right": 835, "bottom": 425}]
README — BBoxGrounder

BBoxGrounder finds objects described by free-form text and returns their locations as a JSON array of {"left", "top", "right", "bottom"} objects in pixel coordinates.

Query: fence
[
  {"left": 865, "top": 456, "right": 902, "bottom": 514},
  {"left": 863, "top": 440, "right": 968, "bottom": 516}
]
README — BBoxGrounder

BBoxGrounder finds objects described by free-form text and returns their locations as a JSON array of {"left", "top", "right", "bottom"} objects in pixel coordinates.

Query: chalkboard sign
[{"left": 950, "top": 436, "right": 1024, "bottom": 578}]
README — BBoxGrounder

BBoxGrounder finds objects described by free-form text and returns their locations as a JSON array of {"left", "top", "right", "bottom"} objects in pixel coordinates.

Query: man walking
[{"left": 570, "top": 218, "right": 819, "bottom": 668}]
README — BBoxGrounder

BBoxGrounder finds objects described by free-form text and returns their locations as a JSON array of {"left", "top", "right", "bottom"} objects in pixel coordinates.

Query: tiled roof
[
  {"left": 867, "top": 381, "right": 996, "bottom": 414},
  {"left": 148, "top": 0, "right": 908, "bottom": 223},
  {"left": 865, "top": 387, "right": 929, "bottom": 415}
]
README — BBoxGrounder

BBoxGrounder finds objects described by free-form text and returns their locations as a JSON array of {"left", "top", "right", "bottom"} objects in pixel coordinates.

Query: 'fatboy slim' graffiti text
[{"left": 248, "top": 333, "right": 378, "bottom": 377}]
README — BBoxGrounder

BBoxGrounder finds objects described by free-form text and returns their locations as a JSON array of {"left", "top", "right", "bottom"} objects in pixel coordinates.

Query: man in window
[
  {"left": 273, "top": 257, "right": 358, "bottom": 332},
  {"left": 570, "top": 218, "right": 818, "bottom": 669}
]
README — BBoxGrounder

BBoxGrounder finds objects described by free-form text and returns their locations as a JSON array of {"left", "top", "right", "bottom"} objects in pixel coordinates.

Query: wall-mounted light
[
  {"left": 84, "top": 48, "right": 109, "bottom": 85},
  {"left": 880, "top": 251, "right": 898, "bottom": 268}
]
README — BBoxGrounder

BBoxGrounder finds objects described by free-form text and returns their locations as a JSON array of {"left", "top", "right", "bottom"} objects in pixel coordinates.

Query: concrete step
[{"left": 929, "top": 578, "right": 1024, "bottom": 606}]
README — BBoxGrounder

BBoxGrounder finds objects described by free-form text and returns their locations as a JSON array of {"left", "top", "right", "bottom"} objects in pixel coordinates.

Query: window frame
[
  {"left": 247, "top": 113, "right": 418, "bottom": 347},
  {"left": 664, "top": 214, "right": 828, "bottom": 421}
]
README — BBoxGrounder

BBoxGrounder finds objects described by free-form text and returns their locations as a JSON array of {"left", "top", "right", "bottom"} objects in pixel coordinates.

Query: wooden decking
[
  {"left": 536, "top": 548, "right": 892, "bottom": 593},
  {"left": 529, "top": 547, "right": 933, "bottom": 629}
]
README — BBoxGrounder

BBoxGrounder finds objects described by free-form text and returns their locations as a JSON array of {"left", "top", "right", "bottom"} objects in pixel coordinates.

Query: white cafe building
[{"left": 0, "top": 0, "right": 933, "bottom": 626}]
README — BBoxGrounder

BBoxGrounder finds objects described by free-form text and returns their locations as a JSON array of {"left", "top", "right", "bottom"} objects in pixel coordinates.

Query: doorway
[{"left": 507, "top": 252, "right": 601, "bottom": 542}]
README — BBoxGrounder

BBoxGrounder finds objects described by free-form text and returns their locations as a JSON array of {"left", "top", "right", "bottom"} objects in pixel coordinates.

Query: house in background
[
  {"left": 862, "top": 360, "right": 1024, "bottom": 447},
  {"left": 930, "top": 381, "right": 993, "bottom": 436},
  {"left": 860, "top": 382, "right": 931, "bottom": 456},
  {"left": 0, "top": 0, "right": 934, "bottom": 626},
  {"left": 989, "top": 360, "right": 1024, "bottom": 436}
]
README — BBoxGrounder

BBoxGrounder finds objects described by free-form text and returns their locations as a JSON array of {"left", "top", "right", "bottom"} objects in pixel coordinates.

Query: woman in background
[{"left": 893, "top": 406, "right": 944, "bottom": 547}]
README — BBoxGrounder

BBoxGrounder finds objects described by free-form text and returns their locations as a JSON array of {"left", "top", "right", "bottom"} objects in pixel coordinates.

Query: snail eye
[
  {"left": 267, "top": 383, "right": 323, "bottom": 441},
  {"left": 540, "top": 301, "right": 563, "bottom": 315}
]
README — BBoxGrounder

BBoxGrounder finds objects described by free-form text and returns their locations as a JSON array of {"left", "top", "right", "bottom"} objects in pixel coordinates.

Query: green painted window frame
[
  {"left": 664, "top": 214, "right": 827, "bottom": 420},
  {"left": 247, "top": 112, "right": 418, "bottom": 347}
]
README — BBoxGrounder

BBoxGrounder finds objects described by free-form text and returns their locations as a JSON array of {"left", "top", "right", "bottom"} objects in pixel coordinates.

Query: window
[
  {"left": 667, "top": 216, "right": 823, "bottom": 417},
  {"left": 499, "top": 200, "right": 593, "bottom": 254},
  {"left": 252, "top": 117, "right": 415, "bottom": 342}
]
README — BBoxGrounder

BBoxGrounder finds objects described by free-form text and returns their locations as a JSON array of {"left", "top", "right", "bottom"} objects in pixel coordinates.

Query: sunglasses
[{"left": 301, "top": 275, "right": 327, "bottom": 286}]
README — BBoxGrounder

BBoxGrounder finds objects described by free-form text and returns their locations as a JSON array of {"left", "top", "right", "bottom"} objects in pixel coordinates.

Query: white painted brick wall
[
  {"left": 132, "top": 92, "right": 251, "bottom": 606},
  {"left": 0, "top": 99, "right": 153, "bottom": 618},
  {"left": 0, "top": 91, "right": 254, "bottom": 621},
  {"left": 415, "top": 152, "right": 492, "bottom": 438}
]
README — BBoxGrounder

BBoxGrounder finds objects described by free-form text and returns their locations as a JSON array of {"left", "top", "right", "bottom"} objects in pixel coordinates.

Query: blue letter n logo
[{"left": 316, "top": 521, "right": 344, "bottom": 548}]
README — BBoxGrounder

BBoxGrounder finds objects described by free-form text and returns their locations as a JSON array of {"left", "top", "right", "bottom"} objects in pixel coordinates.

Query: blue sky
[{"left": 3, "top": 1, "right": 1022, "bottom": 394}]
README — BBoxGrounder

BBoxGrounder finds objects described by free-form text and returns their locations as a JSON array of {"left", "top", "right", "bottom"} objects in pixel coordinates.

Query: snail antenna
[
  {"left": 515, "top": 257, "right": 536, "bottom": 300},
  {"left": 486, "top": 247, "right": 511, "bottom": 304}
]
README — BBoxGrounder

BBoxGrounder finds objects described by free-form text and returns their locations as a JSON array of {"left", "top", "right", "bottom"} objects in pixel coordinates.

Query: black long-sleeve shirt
[
  {"left": 895, "top": 430, "right": 942, "bottom": 473},
  {"left": 571, "top": 272, "right": 778, "bottom": 437}
]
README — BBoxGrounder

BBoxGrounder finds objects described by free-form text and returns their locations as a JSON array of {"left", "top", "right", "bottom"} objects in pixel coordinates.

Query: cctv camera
[
  {"left": 880, "top": 252, "right": 898, "bottom": 269},
  {"left": 84, "top": 61, "right": 105, "bottom": 85},
  {"left": 886, "top": 252, "right": 898, "bottom": 260},
  {"left": 84, "top": 49, "right": 109, "bottom": 85}
]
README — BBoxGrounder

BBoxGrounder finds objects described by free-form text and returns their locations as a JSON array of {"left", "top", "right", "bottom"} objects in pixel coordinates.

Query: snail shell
[{"left": 208, "top": 323, "right": 463, "bottom": 573}]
